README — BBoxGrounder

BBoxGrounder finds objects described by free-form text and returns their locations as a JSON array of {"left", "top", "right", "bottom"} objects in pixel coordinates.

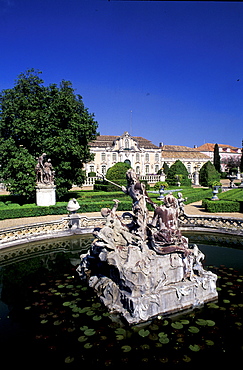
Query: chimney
[
  {"left": 159, "top": 142, "right": 164, "bottom": 148},
  {"left": 194, "top": 145, "right": 198, "bottom": 148}
]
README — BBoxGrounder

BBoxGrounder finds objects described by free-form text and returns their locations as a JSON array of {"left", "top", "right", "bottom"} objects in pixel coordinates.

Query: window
[
  {"left": 136, "top": 166, "right": 140, "bottom": 174},
  {"left": 155, "top": 164, "right": 159, "bottom": 174},
  {"left": 145, "top": 164, "right": 149, "bottom": 174},
  {"left": 125, "top": 139, "right": 129, "bottom": 149},
  {"left": 112, "top": 153, "right": 117, "bottom": 162},
  {"left": 101, "top": 153, "right": 106, "bottom": 162},
  {"left": 101, "top": 165, "right": 106, "bottom": 175},
  {"left": 90, "top": 165, "right": 94, "bottom": 173},
  {"left": 136, "top": 153, "right": 140, "bottom": 162},
  {"left": 145, "top": 153, "right": 149, "bottom": 162},
  {"left": 155, "top": 153, "right": 159, "bottom": 162}
]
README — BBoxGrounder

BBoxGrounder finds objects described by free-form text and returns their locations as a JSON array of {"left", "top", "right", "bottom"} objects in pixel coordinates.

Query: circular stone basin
[{"left": 0, "top": 233, "right": 242, "bottom": 368}]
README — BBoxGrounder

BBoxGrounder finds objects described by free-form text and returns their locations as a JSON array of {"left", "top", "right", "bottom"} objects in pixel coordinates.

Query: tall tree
[
  {"left": 213, "top": 143, "right": 221, "bottom": 173},
  {"left": 0, "top": 69, "right": 99, "bottom": 200}
]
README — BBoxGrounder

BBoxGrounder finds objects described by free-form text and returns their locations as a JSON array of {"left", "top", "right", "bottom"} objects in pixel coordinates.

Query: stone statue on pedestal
[
  {"left": 35, "top": 153, "right": 55, "bottom": 185},
  {"left": 35, "top": 153, "right": 56, "bottom": 206},
  {"left": 77, "top": 169, "right": 218, "bottom": 324}
]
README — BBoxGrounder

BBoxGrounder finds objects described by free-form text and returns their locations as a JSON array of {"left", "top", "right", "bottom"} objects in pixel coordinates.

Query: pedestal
[
  {"left": 36, "top": 184, "right": 56, "bottom": 206},
  {"left": 78, "top": 243, "right": 218, "bottom": 324}
]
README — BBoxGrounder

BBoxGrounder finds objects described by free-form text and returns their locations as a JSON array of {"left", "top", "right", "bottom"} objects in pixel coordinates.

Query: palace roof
[
  {"left": 161, "top": 145, "right": 210, "bottom": 159},
  {"left": 196, "top": 143, "right": 240, "bottom": 153},
  {"left": 90, "top": 134, "right": 159, "bottom": 149}
]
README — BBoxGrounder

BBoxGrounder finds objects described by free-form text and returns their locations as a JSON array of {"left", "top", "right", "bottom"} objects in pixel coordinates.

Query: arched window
[
  {"left": 125, "top": 139, "right": 129, "bottom": 149},
  {"left": 136, "top": 166, "right": 140, "bottom": 174},
  {"left": 145, "top": 164, "right": 149, "bottom": 174}
]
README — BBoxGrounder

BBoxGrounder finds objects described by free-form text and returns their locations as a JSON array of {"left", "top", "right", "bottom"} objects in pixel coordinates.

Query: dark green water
[{"left": 0, "top": 234, "right": 242, "bottom": 369}]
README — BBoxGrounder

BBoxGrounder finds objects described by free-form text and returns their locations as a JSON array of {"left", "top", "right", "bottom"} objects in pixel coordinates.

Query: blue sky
[{"left": 0, "top": 0, "right": 243, "bottom": 148}]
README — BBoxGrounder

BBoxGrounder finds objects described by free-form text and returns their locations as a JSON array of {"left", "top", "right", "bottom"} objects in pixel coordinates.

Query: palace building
[{"left": 86, "top": 131, "right": 162, "bottom": 176}]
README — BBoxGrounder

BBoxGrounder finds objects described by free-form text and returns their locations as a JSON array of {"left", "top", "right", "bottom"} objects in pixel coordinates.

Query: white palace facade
[{"left": 86, "top": 132, "right": 162, "bottom": 177}]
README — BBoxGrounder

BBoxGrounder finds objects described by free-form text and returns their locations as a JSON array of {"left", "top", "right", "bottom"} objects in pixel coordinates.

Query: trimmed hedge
[
  {"left": 0, "top": 200, "right": 134, "bottom": 220},
  {"left": 202, "top": 199, "right": 241, "bottom": 213}
]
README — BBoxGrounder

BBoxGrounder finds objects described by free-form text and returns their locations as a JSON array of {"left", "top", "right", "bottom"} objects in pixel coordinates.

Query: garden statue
[
  {"left": 35, "top": 153, "right": 56, "bottom": 206},
  {"left": 177, "top": 192, "right": 187, "bottom": 214},
  {"left": 35, "top": 153, "right": 55, "bottom": 185},
  {"left": 77, "top": 169, "right": 218, "bottom": 324}
]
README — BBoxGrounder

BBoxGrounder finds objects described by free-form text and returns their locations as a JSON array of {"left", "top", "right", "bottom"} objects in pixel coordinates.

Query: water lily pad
[
  {"left": 79, "top": 307, "right": 90, "bottom": 313},
  {"left": 84, "top": 328, "right": 96, "bottom": 336},
  {"left": 80, "top": 325, "right": 89, "bottom": 331},
  {"left": 171, "top": 321, "right": 183, "bottom": 329},
  {"left": 188, "top": 326, "right": 200, "bottom": 333},
  {"left": 223, "top": 299, "right": 230, "bottom": 304},
  {"left": 66, "top": 284, "right": 74, "bottom": 289},
  {"left": 93, "top": 315, "right": 102, "bottom": 321},
  {"left": 206, "top": 320, "right": 215, "bottom": 326},
  {"left": 78, "top": 336, "right": 87, "bottom": 342},
  {"left": 159, "top": 337, "right": 170, "bottom": 344},
  {"left": 150, "top": 324, "right": 159, "bottom": 331},
  {"left": 116, "top": 335, "right": 124, "bottom": 340},
  {"left": 86, "top": 310, "right": 95, "bottom": 316},
  {"left": 58, "top": 284, "right": 65, "bottom": 289},
  {"left": 162, "top": 320, "right": 169, "bottom": 326},
  {"left": 140, "top": 344, "right": 150, "bottom": 350},
  {"left": 84, "top": 343, "right": 93, "bottom": 349},
  {"left": 24, "top": 306, "right": 31, "bottom": 310},
  {"left": 62, "top": 301, "right": 71, "bottom": 307},
  {"left": 195, "top": 319, "right": 207, "bottom": 326},
  {"left": 72, "top": 314, "right": 80, "bottom": 318},
  {"left": 205, "top": 339, "right": 214, "bottom": 346},
  {"left": 235, "top": 322, "right": 242, "bottom": 326},
  {"left": 115, "top": 328, "right": 126, "bottom": 336},
  {"left": 40, "top": 319, "right": 48, "bottom": 324},
  {"left": 121, "top": 345, "right": 132, "bottom": 352},
  {"left": 64, "top": 356, "right": 74, "bottom": 364},
  {"left": 92, "top": 302, "right": 101, "bottom": 308},
  {"left": 138, "top": 329, "right": 150, "bottom": 337},
  {"left": 182, "top": 355, "right": 191, "bottom": 363},
  {"left": 207, "top": 302, "right": 219, "bottom": 309},
  {"left": 189, "top": 344, "right": 200, "bottom": 352},
  {"left": 180, "top": 319, "right": 190, "bottom": 325},
  {"left": 72, "top": 307, "right": 79, "bottom": 312},
  {"left": 53, "top": 320, "right": 62, "bottom": 325},
  {"left": 158, "top": 332, "right": 167, "bottom": 338}
]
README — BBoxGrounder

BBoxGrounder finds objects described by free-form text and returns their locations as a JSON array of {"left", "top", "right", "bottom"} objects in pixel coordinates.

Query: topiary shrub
[
  {"left": 94, "top": 162, "right": 131, "bottom": 192},
  {"left": 166, "top": 160, "right": 191, "bottom": 186},
  {"left": 199, "top": 161, "right": 220, "bottom": 187},
  {"left": 153, "top": 181, "right": 169, "bottom": 190}
]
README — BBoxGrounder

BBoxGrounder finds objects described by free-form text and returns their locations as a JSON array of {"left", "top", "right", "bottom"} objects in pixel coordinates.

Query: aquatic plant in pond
[{"left": 12, "top": 263, "right": 242, "bottom": 368}]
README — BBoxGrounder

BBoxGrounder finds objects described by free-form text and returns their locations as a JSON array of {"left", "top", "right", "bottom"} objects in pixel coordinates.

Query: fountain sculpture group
[{"left": 77, "top": 169, "right": 218, "bottom": 324}]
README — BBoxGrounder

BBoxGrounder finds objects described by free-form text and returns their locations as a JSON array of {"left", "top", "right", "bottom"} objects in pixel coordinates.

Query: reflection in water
[{"left": 0, "top": 233, "right": 242, "bottom": 368}]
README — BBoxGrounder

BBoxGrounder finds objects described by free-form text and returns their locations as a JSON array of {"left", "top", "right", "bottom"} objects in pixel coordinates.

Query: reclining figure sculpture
[{"left": 77, "top": 169, "right": 217, "bottom": 324}]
